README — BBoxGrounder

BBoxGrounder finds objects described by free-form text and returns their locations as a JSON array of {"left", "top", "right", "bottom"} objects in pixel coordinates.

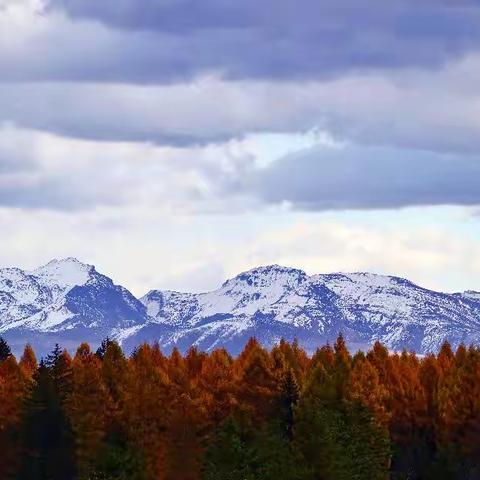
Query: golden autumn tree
[
  {"left": 0, "top": 354, "right": 25, "bottom": 478},
  {"left": 123, "top": 344, "right": 170, "bottom": 479},
  {"left": 310, "top": 343, "right": 335, "bottom": 373},
  {"left": 199, "top": 348, "right": 236, "bottom": 424},
  {"left": 438, "top": 345, "right": 480, "bottom": 470},
  {"left": 19, "top": 343, "right": 38, "bottom": 379},
  {"left": 163, "top": 346, "right": 207, "bottom": 480},
  {"left": 271, "top": 338, "right": 308, "bottom": 384},
  {"left": 437, "top": 341, "right": 454, "bottom": 375},
  {"left": 68, "top": 342, "right": 112, "bottom": 478},
  {"left": 235, "top": 340, "right": 279, "bottom": 422},
  {"left": 350, "top": 352, "right": 390, "bottom": 426}
]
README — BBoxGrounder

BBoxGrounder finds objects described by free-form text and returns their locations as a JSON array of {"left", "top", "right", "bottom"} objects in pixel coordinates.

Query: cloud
[
  {"left": 2, "top": 0, "right": 480, "bottom": 84},
  {"left": 236, "top": 218, "right": 480, "bottom": 293},
  {"left": 48, "top": 0, "right": 480, "bottom": 80},
  {"left": 0, "top": 125, "right": 37, "bottom": 173},
  {"left": 1, "top": 207, "right": 479, "bottom": 295},
  {"left": 0, "top": 125, "right": 257, "bottom": 211},
  {"left": 1, "top": 0, "right": 480, "bottom": 296},
  {"left": 250, "top": 144, "right": 480, "bottom": 210},
  {"left": 1, "top": 124, "right": 480, "bottom": 214},
  {"left": 2, "top": 52, "right": 480, "bottom": 152}
]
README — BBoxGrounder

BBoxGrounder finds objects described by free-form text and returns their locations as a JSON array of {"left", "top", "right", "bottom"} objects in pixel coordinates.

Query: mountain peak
[
  {"left": 31, "top": 257, "right": 94, "bottom": 290},
  {"left": 223, "top": 264, "right": 307, "bottom": 287},
  {"left": 3, "top": 260, "right": 480, "bottom": 357},
  {"left": 246, "top": 264, "right": 306, "bottom": 275},
  {"left": 44, "top": 256, "right": 89, "bottom": 267}
]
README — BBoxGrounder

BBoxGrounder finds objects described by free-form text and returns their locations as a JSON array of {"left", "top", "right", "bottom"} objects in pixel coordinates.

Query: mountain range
[{"left": 1, "top": 257, "right": 480, "bottom": 356}]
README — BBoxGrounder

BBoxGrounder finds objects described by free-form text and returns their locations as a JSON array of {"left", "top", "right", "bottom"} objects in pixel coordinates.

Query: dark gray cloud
[
  {"left": 1, "top": 1, "right": 480, "bottom": 153},
  {"left": 3, "top": 0, "right": 480, "bottom": 84},
  {"left": 251, "top": 145, "right": 480, "bottom": 210},
  {"left": 2, "top": 61, "right": 480, "bottom": 153}
]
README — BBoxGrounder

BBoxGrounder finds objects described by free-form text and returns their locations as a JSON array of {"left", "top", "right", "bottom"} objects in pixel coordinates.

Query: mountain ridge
[{"left": 1, "top": 258, "right": 479, "bottom": 356}]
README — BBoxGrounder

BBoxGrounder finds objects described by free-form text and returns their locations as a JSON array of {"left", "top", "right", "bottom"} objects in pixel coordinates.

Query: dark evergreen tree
[
  {"left": 85, "top": 434, "right": 146, "bottom": 480},
  {"left": 0, "top": 336, "right": 12, "bottom": 361},
  {"left": 96, "top": 337, "right": 114, "bottom": 360},
  {"left": 203, "top": 417, "right": 257, "bottom": 480},
  {"left": 280, "top": 368, "right": 300, "bottom": 440},
  {"left": 203, "top": 416, "right": 312, "bottom": 480},
  {"left": 253, "top": 422, "right": 313, "bottom": 480},
  {"left": 16, "top": 360, "right": 76, "bottom": 480},
  {"left": 45, "top": 343, "right": 62, "bottom": 367},
  {"left": 295, "top": 399, "right": 390, "bottom": 480},
  {"left": 45, "top": 344, "right": 73, "bottom": 402}
]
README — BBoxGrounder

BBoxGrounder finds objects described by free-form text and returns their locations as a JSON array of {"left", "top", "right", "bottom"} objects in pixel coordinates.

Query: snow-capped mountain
[
  {"left": 1, "top": 259, "right": 480, "bottom": 356},
  {"left": 137, "top": 265, "right": 480, "bottom": 355},
  {"left": 0, "top": 258, "right": 147, "bottom": 354}
]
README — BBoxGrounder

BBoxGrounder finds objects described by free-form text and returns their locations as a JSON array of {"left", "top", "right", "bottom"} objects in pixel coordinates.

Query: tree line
[{"left": 0, "top": 335, "right": 479, "bottom": 479}]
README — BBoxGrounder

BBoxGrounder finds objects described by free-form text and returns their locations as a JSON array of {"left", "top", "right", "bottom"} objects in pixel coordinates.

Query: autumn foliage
[{"left": 0, "top": 336, "right": 479, "bottom": 479}]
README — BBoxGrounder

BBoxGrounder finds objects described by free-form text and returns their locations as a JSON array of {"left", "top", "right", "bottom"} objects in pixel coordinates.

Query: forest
[{"left": 0, "top": 335, "right": 479, "bottom": 480}]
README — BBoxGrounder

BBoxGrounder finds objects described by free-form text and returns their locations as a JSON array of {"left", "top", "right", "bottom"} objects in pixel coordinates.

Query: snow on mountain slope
[
  {"left": 139, "top": 265, "right": 480, "bottom": 355},
  {"left": 31, "top": 258, "right": 92, "bottom": 294},
  {"left": 141, "top": 266, "right": 311, "bottom": 327},
  {"left": 2, "top": 259, "right": 480, "bottom": 356},
  {"left": 0, "top": 258, "right": 147, "bottom": 354}
]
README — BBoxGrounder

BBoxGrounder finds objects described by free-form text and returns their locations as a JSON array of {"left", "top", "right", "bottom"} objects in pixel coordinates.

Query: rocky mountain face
[
  {"left": 1, "top": 259, "right": 480, "bottom": 356},
  {"left": 0, "top": 258, "right": 147, "bottom": 355}
]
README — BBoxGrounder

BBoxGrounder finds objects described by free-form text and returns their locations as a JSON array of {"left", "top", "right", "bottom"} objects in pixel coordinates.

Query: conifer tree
[
  {"left": 437, "top": 345, "right": 480, "bottom": 477},
  {"left": 19, "top": 344, "right": 38, "bottom": 379},
  {"left": 203, "top": 416, "right": 313, "bottom": 480},
  {"left": 17, "top": 360, "right": 76, "bottom": 480},
  {"left": 350, "top": 355, "right": 389, "bottom": 426},
  {"left": 333, "top": 334, "right": 352, "bottom": 400},
  {"left": 96, "top": 337, "right": 114, "bottom": 360},
  {"left": 1, "top": 337, "right": 480, "bottom": 479},
  {"left": 165, "top": 346, "right": 209, "bottom": 480},
  {"left": 280, "top": 368, "right": 300, "bottom": 440},
  {"left": 295, "top": 398, "right": 390, "bottom": 480},
  {"left": 0, "top": 336, "right": 12, "bottom": 361},
  {"left": 236, "top": 342, "right": 279, "bottom": 421},
  {"left": 69, "top": 343, "right": 111, "bottom": 478},
  {"left": 437, "top": 341, "right": 454, "bottom": 374},
  {"left": 123, "top": 344, "right": 169, "bottom": 479},
  {"left": 203, "top": 417, "right": 257, "bottom": 480},
  {"left": 0, "top": 355, "right": 24, "bottom": 478},
  {"left": 199, "top": 348, "right": 235, "bottom": 424}
]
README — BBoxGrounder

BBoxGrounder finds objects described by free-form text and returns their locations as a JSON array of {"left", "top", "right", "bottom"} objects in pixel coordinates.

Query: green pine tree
[
  {"left": 0, "top": 336, "right": 12, "bottom": 361},
  {"left": 95, "top": 337, "right": 114, "bottom": 360},
  {"left": 295, "top": 399, "right": 390, "bottom": 480},
  {"left": 83, "top": 435, "right": 146, "bottom": 480},
  {"left": 203, "top": 417, "right": 258, "bottom": 480},
  {"left": 203, "top": 416, "right": 312, "bottom": 480},
  {"left": 16, "top": 360, "right": 76, "bottom": 480},
  {"left": 280, "top": 368, "right": 300, "bottom": 440}
]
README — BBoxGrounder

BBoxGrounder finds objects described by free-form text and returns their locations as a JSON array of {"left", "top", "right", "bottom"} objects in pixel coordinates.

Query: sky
[{"left": 1, "top": 0, "right": 480, "bottom": 296}]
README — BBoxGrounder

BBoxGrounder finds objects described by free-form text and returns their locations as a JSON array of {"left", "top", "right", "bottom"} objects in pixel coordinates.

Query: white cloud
[
  {"left": 1, "top": 206, "right": 479, "bottom": 295},
  {"left": 0, "top": 124, "right": 260, "bottom": 210}
]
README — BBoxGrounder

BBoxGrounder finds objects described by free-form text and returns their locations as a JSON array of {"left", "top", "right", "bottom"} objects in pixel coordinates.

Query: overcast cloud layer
[
  {"left": 252, "top": 146, "right": 480, "bottom": 210},
  {"left": 25, "top": 0, "right": 480, "bottom": 82},
  {"left": 0, "top": 0, "right": 479, "bottom": 291}
]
